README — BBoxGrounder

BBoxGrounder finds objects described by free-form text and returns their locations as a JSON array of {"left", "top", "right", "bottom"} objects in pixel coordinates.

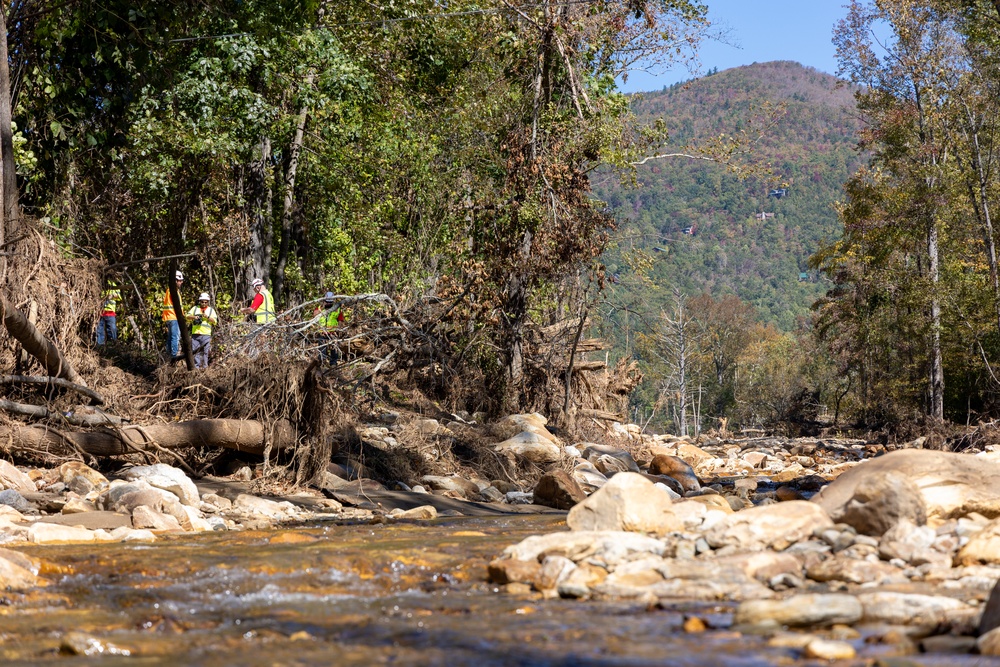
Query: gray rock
[{"left": 0, "top": 489, "right": 32, "bottom": 513}]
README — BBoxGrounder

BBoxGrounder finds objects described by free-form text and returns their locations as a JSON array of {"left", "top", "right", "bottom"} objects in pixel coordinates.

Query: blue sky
[{"left": 619, "top": 1, "right": 851, "bottom": 93}]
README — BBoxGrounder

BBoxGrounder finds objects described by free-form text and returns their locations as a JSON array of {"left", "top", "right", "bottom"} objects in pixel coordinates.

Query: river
[{"left": 0, "top": 514, "right": 990, "bottom": 666}]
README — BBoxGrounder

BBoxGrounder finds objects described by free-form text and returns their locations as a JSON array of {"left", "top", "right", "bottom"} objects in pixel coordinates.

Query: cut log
[
  {"left": 0, "top": 418, "right": 296, "bottom": 459},
  {"left": 0, "top": 292, "right": 86, "bottom": 387}
]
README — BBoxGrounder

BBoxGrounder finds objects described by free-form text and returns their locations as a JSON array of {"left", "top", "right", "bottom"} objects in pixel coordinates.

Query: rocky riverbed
[{"left": 3, "top": 411, "right": 1000, "bottom": 663}]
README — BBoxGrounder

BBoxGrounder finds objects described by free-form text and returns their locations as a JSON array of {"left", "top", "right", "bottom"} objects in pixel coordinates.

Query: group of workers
[{"left": 97, "top": 273, "right": 346, "bottom": 370}]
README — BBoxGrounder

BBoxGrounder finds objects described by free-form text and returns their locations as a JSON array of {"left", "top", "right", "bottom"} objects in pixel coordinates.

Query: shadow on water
[{"left": 2, "top": 515, "right": 998, "bottom": 666}]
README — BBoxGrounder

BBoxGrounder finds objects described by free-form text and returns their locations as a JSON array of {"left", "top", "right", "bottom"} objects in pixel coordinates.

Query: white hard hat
[
  {"left": 324, "top": 291, "right": 335, "bottom": 301},
  {"left": 252, "top": 278, "right": 264, "bottom": 287},
  {"left": 175, "top": 271, "right": 184, "bottom": 281},
  {"left": 198, "top": 292, "right": 210, "bottom": 301}
]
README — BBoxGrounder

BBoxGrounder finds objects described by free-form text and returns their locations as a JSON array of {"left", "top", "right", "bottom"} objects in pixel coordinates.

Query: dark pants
[
  {"left": 96, "top": 315, "right": 117, "bottom": 345},
  {"left": 192, "top": 334, "right": 212, "bottom": 369}
]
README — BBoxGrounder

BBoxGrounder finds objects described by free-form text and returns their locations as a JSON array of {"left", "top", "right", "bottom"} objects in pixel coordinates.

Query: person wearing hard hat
[
  {"left": 185, "top": 292, "right": 219, "bottom": 369},
  {"left": 313, "top": 291, "right": 346, "bottom": 363},
  {"left": 241, "top": 278, "right": 275, "bottom": 324},
  {"left": 96, "top": 279, "right": 121, "bottom": 346},
  {"left": 161, "top": 271, "right": 184, "bottom": 358}
]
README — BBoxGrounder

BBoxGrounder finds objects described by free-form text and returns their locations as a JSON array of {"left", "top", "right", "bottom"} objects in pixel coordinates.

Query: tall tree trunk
[
  {"left": 504, "top": 229, "right": 533, "bottom": 410},
  {"left": 169, "top": 260, "right": 194, "bottom": 371},
  {"left": 237, "top": 138, "right": 273, "bottom": 302},
  {"left": 0, "top": 5, "right": 15, "bottom": 240},
  {"left": 274, "top": 72, "right": 315, "bottom": 306},
  {"left": 928, "top": 217, "right": 944, "bottom": 420}
]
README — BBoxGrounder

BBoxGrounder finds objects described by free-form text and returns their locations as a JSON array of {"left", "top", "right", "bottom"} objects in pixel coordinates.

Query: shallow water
[{"left": 1, "top": 514, "right": 998, "bottom": 666}]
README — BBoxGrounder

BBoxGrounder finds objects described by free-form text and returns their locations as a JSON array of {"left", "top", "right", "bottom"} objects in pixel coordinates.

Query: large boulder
[
  {"left": 836, "top": 470, "right": 927, "bottom": 536},
  {"left": 813, "top": 449, "right": 1000, "bottom": 521},
  {"left": 566, "top": 472, "right": 681, "bottom": 535},
  {"left": 704, "top": 501, "right": 832, "bottom": 551},
  {"left": 533, "top": 471, "right": 587, "bottom": 510}
]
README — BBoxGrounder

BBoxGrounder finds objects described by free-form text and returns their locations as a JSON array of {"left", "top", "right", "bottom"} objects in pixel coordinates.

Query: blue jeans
[
  {"left": 166, "top": 319, "right": 180, "bottom": 358},
  {"left": 191, "top": 334, "right": 211, "bottom": 369},
  {"left": 96, "top": 315, "right": 117, "bottom": 345}
]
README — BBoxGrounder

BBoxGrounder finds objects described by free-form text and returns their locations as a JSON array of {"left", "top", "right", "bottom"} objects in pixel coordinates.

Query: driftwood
[
  {"left": 0, "top": 374, "right": 105, "bottom": 405},
  {"left": 0, "top": 399, "right": 125, "bottom": 426},
  {"left": 0, "top": 292, "right": 86, "bottom": 387},
  {"left": 0, "top": 418, "right": 296, "bottom": 459},
  {"left": 580, "top": 408, "right": 623, "bottom": 422}
]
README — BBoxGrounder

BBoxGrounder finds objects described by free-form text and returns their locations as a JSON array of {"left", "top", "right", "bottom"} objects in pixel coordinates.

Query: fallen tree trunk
[
  {"left": 0, "top": 375, "right": 105, "bottom": 405},
  {"left": 0, "top": 418, "right": 296, "bottom": 459},
  {"left": 0, "top": 292, "right": 86, "bottom": 387}
]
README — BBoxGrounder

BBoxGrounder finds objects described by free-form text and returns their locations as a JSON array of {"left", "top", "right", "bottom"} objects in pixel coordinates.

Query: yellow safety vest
[
  {"left": 318, "top": 308, "right": 341, "bottom": 330},
  {"left": 187, "top": 306, "right": 218, "bottom": 336},
  {"left": 255, "top": 288, "right": 275, "bottom": 324},
  {"left": 102, "top": 289, "right": 121, "bottom": 315}
]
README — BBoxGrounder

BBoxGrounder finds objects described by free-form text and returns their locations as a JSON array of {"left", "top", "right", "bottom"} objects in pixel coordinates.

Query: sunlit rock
[
  {"left": 734, "top": 594, "right": 862, "bottom": 627},
  {"left": 857, "top": 592, "right": 976, "bottom": 627},
  {"left": 704, "top": 500, "right": 832, "bottom": 551},
  {"left": 501, "top": 530, "right": 667, "bottom": 565},
  {"left": 58, "top": 461, "right": 109, "bottom": 493},
  {"left": 0, "top": 460, "right": 34, "bottom": 494},
  {"left": 814, "top": 449, "right": 1000, "bottom": 521},
  {"left": 27, "top": 522, "right": 96, "bottom": 544},
  {"left": 123, "top": 463, "right": 200, "bottom": 506},
  {"left": 494, "top": 431, "right": 562, "bottom": 464},
  {"left": 567, "top": 472, "right": 680, "bottom": 535},
  {"left": 647, "top": 454, "right": 701, "bottom": 493},
  {"left": 419, "top": 475, "right": 480, "bottom": 499}
]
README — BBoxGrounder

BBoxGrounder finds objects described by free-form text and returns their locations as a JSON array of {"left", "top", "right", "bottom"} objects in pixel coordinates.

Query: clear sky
[{"left": 618, "top": 1, "right": 851, "bottom": 93}]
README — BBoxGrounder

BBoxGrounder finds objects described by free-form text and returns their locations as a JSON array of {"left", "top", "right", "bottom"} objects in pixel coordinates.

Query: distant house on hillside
[
  {"left": 682, "top": 225, "right": 696, "bottom": 235},
  {"left": 755, "top": 212, "right": 775, "bottom": 221},
  {"left": 769, "top": 188, "right": 788, "bottom": 199}
]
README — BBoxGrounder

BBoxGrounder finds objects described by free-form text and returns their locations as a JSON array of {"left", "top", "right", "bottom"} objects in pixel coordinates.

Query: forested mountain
[{"left": 594, "top": 61, "right": 862, "bottom": 333}]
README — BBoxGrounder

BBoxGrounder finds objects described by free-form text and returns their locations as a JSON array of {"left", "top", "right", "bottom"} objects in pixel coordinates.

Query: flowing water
[{"left": 0, "top": 515, "right": 993, "bottom": 666}]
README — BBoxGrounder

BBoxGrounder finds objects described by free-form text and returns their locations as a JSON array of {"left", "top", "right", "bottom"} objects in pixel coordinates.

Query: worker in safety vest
[
  {"left": 161, "top": 270, "right": 184, "bottom": 358},
  {"left": 241, "top": 278, "right": 275, "bottom": 324},
  {"left": 96, "top": 279, "right": 121, "bottom": 346},
  {"left": 185, "top": 292, "right": 219, "bottom": 369},
  {"left": 314, "top": 291, "right": 345, "bottom": 363}
]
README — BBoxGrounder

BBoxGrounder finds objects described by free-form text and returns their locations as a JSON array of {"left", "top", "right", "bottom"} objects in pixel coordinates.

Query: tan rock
[
  {"left": 734, "top": 594, "right": 862, "bottom": 627},
  {"left": 957, "top": 517, "right": 1000, "bottom": 565},
  {"left": 488, "top": 558, "right": 542, "bottom": 585},
  {"left": 566, "top": 472, "right": 681, "bottom": 535},
  {"left": 676, "top": 443, "right": 713, "bottom": 464},
  {"left": 0, "top": 548, "right": 40, "bottom": 590},
  {"left": 803, "top": 639, "right": 855, "bottom": 660},
  {"left": 27, "top": 522, "right": 97, "bottom": 544}
]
